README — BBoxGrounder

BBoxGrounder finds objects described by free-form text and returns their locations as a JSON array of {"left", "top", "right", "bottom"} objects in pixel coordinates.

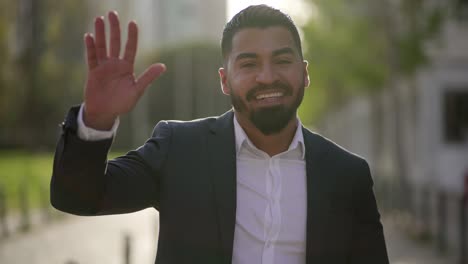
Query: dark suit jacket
[{"left": 51, "top": 106, "right": 388, "bottom": 264}]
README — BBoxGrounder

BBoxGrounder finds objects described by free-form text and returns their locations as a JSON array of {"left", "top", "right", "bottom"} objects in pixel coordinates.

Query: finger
[
  {"left": 134, "top": 63, "right": 167, "bottom": 95},
  {"left": 108, "top": 11, "right": 121, "bottom": 58},
  {"left": 94, "top": 16, "right": 108, "bottom": 62},
  {"left": 123, "top": 21, "right": 138, "bottom": 64},
  {"left": 84, "top": 33, "right": 98, "bottom": 70}
]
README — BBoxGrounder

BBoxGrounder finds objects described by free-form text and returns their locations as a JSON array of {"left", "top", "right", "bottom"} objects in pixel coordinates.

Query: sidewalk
[
  {"left": 384, "top": 217, "right": 457, "bottom": 264},
  {"left": 0, "top": 209, "right": 158, "bottom": 264},
  {"left": 0, "top": 210, "right": 458, "bottom": 264}
]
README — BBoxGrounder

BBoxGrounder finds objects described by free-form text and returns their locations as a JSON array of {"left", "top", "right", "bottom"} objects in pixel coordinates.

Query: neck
[{"left": 235, "top": 112, "right": 298, "bottom": 157}]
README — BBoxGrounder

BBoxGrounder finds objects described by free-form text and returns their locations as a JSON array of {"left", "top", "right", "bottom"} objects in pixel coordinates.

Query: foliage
[
  {"left": 0, "top": 0, "right": 228, "bottom": 150},
  {"left": 395, "top": 0, "right": 445, "bottom": 75},
  {"left": 0, "top": 0, "right": 92, "bottom": 149},
  {"left": 298, "top": 0, "right": 445, "bottom": 125},
  {"left": 0, "top": 0, "right": 18, "bottom": 135},
  {"left": 0, "top": 0, "right": 447, "bottom": 147},
  {"left": 0, "top": 151, "right": 53, "bottom": 211},
  {"left": 0, "top": 151, "right": 125, "bottom": 211}
]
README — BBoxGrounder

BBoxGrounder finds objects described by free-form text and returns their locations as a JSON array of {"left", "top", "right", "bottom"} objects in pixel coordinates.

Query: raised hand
[{"left": 83, "top": 11, "right": 166, "bottom": 130}]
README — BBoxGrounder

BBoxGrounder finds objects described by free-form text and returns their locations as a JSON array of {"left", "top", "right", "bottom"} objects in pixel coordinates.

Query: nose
[{"left": 255, "top": 64, "right": 276, "bottom": 85}]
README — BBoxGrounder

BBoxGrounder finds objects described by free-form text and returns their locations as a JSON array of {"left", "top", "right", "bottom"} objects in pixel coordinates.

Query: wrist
[{"left": 83, "top": 107, "right": 117, "bottom": 131}]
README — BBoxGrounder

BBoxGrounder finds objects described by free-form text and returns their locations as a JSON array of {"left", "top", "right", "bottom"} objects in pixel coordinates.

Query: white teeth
[{"left": 256, "top": 92, "right": 283, "bottom": 100}]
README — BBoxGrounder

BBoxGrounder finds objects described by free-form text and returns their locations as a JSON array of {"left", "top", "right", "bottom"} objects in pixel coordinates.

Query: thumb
[{"left": 134, "top": 63, "right": 166, "bottom": 94}]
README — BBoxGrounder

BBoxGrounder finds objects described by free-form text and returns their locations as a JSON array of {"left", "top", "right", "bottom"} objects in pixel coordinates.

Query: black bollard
[
  {"left": 460, "top": 195, "right": 466, "bottom": 264},
  {"left": 421, "top": 187, "right": 430, "bottom": 233},
  {"left": 41, "top": 184, "right": 51, "bottom": 223},
  {"left": 19, "top": 180, "right": 31, "bottom": 232},
  {"left": 460, "top": 173, "right": 468, "bottom": 264},
  {"left": 437, "top": 191, "right": 447, "bottom": 253},
  {"left": 124, "top": 233, "right": 132, "bottom": 264},
  {"left": 0, "top": 185, "right": 8, "bottom": 238}
]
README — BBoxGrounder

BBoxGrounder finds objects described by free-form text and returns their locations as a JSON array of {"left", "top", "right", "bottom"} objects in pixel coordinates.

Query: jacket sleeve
[
  {"left": 50, "top": 106, "right": 171, "bottom": 216},
  {"left": 349, "top": 160, "right": 389, "bottom": 264}
]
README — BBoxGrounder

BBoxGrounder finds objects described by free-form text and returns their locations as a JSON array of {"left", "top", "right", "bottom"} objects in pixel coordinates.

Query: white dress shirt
[
  {"left": 76, "top": 105, "right": 307, "bottom": 264},
  {"left": 76, "top": 104, "right": 119, "bottom": 141},
  {"left": 232, "top": 116, "right": 307, "bottom": 264}
]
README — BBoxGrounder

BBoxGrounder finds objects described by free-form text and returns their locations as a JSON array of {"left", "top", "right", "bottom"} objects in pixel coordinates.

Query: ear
[
  {"left": 219, "top": 67, "right": 230, "bottom": 95},
  {"left": 303, "top": 60, "right": 310, "bottom": 88}
]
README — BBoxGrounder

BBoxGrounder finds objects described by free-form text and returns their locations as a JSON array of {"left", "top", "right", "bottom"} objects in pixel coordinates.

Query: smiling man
[
  {"left": 51, "top": 5, "right": 389, "bottom": 264},
  {"left": 220, "top": 24, "right": 308, "bottom": 155}
]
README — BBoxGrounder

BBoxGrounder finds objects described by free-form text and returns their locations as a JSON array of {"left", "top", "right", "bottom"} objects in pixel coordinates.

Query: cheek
[
  {"left": 233, "top": 69, "right": 258, "bottom": 84},
  {"left": 229, "top": 80, "right": 251, "bottom": 97},
  {"left": 290, "top": 71, "right": 307, "bottom": 89}
]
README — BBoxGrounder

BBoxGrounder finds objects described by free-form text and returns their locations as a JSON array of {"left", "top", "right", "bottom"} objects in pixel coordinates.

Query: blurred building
[
  {"left": 92, "top": 0, "right": 226, "bottom": 52},
  {"left": 317, "top": 0, "right": 468, "bottom": 261},
  {"left": 415, "top": 0, "right": 468, "bottom": 257}
]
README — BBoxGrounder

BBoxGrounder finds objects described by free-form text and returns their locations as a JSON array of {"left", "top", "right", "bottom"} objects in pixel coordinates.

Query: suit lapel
[
  {"left": 207, "top": 110, "right": 237, "bottom": 263},
  {"left": 303, "top": 128, "right": 328, "bottom": 262}
]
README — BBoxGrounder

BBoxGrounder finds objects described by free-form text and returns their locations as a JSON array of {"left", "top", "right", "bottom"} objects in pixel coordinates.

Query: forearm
[
  {"left": 50, "top": 106, "right": 114, "bottom": 215},
  {"left": 50, "top": 106, "right": 168, "bottom": 215}
]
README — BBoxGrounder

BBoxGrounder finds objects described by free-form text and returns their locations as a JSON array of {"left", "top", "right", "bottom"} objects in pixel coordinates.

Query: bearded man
[{"left": 51, "top": 5, "right": 389, "bottom": 264}]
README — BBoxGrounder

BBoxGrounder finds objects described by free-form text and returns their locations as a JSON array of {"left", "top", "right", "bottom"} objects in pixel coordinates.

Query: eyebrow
[
  {"left": 272, "top": 47, "right": 295, "bottom": 57},
  {"left": 234, "top": 52, "right": 257, "bottom": 62},
  {"left": 234, "top": 47, "right": 296, "bottom": 63}
]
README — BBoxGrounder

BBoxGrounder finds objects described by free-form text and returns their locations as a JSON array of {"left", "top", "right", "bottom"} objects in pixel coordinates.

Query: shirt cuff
[{"left": 77, "top": 104, "right": 119, "bottom": 141}]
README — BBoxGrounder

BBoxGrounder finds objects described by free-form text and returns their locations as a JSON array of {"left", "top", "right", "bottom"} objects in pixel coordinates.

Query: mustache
[{"left": 246, "top": 81, "right": 293, "bottom": 101}]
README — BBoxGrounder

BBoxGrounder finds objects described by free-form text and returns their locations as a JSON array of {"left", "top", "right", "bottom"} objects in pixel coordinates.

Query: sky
[
  {"left": 227, "top": 0, "right": 283, "bottom": 19},
  {"left": 227, "top": 0, "right": 312, "bottom": 24}
]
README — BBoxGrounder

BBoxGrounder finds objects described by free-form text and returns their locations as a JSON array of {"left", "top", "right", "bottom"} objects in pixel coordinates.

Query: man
[{"left": 51, "top": 5, "right": 389, "bottom": 264}]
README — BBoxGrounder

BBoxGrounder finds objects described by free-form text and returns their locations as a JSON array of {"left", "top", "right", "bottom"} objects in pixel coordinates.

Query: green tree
[
  {"left": 0, "top": 0, "right": 20, "bottom": 146},
  {"left": 0, "top": 0, "right": 92, "bottom": 149},
  {"left": 299, "top": 0, "right": 444, "bottom": 124},
  {"left": 299, "top": 0, "right": 386, "bottom": 124}
]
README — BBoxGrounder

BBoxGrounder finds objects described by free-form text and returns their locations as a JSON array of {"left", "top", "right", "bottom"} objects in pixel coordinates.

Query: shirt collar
[{"left": 233, "top": 114, "right": 305, "bottom": 159}]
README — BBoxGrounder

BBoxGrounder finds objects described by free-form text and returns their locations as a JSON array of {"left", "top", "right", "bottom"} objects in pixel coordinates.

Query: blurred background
[{"left": 0, "top": 0, "right": 467, "bottom": 263}]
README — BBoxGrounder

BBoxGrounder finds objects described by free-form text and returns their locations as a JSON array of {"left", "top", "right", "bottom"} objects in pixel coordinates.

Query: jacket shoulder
[
  {"left": 166, "top": 115, "right": 218, "bottom": 130},
  {"left": 155, "top": 110, "right": 233, "bottom": 135}
]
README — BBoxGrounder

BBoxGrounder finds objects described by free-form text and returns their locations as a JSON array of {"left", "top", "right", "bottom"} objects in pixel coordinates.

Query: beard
[{"left": 230, "top": 80, "right": 304, "bottom": 135}]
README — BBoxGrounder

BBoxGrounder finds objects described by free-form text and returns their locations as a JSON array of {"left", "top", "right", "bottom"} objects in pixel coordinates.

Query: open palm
[{"left": 83, "top": 11, "right": 166, "bottom": 130}]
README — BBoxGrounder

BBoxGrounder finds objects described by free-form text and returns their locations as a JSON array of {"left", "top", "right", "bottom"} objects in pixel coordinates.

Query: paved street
[
  {"left": 384, "top": 218, "right": 457, "bottom": 264},
  {"left": 0, "top": 209, "right": 159, "bottom": 264},
  {"left": 0, "top": 210, "right": 458, "bottom": 264}
]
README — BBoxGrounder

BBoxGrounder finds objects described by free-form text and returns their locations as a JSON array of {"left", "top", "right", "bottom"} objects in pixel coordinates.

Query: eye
[
  {"left": 276, "top": 59, "right": 292, "bottom": 64},
  {"left": 240, "top": 62, "right": 256, "bottom": 68}
]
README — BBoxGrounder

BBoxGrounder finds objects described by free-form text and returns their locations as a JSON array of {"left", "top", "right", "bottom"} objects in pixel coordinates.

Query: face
[{"left": 219, "top": 26, "right": 309, "bottom": 135}]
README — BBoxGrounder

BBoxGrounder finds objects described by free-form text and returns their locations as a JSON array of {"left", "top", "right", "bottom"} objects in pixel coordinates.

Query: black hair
[{"left": 221, "top": 5, "right": 303, "bottom": 61}]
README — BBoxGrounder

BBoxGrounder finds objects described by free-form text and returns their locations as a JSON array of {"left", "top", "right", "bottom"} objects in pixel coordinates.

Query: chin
[{"left": 250, "top": 105, "right": 296, "bottom": 135}]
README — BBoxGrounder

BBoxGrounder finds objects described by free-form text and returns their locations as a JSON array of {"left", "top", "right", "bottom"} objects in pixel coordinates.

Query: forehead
[{"left": 229, "top": 26, "right": 298, "bottom": 60}]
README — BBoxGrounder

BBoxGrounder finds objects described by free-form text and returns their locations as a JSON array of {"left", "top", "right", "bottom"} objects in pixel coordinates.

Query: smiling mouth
[{"left": 255, "top": 91, "right": 284, "bottom": 100}]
